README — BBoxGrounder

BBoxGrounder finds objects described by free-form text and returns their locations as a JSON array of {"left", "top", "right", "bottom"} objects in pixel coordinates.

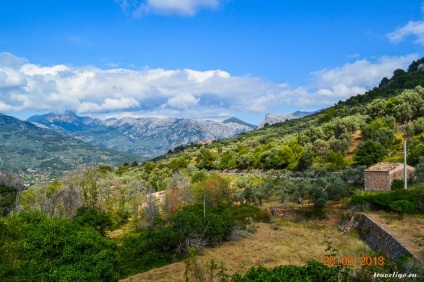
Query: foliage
[
  {"left": 342, "top": 165, "right": 367, "bottom": 185},
  {"left": 408, "top": 144, "right": 424, "bottom": 166},
  {"left": 230, "top": 260, "right": 350, "bottom": 282},
  {"left": 0, "top": 183, "right": 17, "bottom": 217},
  {"left": 415, "top": 156, "right": 424, "bottom": 182},
  {"left": 354, "top": 140, "right": 387, "bottom": 166},
  {"left": 297, "top": 151, "right": 314, "bottom": 171},
  {"left": 255, "top": 208, "right": 272, "bottom": 223},
  {"left": 228, "top": 204, "right": 260, "bottom": 224},
  {"left": 413, "top": 117, "right": 424, "bottom": 134},
  {"left": 350, "top": 186, "right": 424, "bottom": 214},
  {"left": 121, "top": 203, "right": 239, "bottom": 276},
  {"left": 73, "top": 206, "right": 113, "bottom": 236},
  {"left": 197, "top": 148, "right": 218, "bottom": 170},
  {"left": 195, "top": 174, "right": 232, "bottom": 207},
  {"left": 0, "top": 211, "right": 122, "bottom": 281},
  {"left": 325, "top": 150, "right": 347, "bottom": 171},
  {"left": 390, "top": 179, "right": 414, "bottom": 190},
  {"left": 0, "top": 171, "right": 23, "bottom": 217},
  {"left": 390, "top": 200, "right": 415, "bottom": 220}
]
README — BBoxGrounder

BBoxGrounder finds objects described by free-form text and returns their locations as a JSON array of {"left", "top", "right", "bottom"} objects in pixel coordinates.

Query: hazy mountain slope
[
  {"left": 28, "top": 113, "right": 254, "bottom": 159},
  {"left": 223, "top": 117, "right": 257, "bottom": 129},
  {"left": 0, "top": 113, "right": 133, "bottom": 185},
  {"left": 257, "top": 111, "right": 317, "bottom": 128}
]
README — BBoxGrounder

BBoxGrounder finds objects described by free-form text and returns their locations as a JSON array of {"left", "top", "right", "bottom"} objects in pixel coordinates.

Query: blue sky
[{"left": 1, "top": 0, "right": 424, "bottom": 124}]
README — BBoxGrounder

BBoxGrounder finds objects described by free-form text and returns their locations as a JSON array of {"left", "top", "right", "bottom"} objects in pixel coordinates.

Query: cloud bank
[
  {"left": 0, "top": 52, "right": 416, "bottom": 121},
  {"left": 115, "top": 0, "right": 221, "bottom": 16}
]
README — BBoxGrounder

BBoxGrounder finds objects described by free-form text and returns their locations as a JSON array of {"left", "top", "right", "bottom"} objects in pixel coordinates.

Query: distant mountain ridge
[
  {"left": 223, "top": 117, "right": 257, "bottom": 129},
  {"left": 0, "top": 113, "right": 132, "bottom": 185},
  {"left": 27, "top": 112, "right": 254, "bottom": 159},
  {"left": 258, "top": 111, "right": 316, "bottom": 128}
]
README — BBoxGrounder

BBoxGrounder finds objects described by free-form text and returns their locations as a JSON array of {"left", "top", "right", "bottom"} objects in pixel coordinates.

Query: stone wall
[
  {"left": 390, "top": 166, "right": 415, "bottom": 183},
  {"left": 365, "top": 167, "right": 415, "bottom": 191},
  {"left": 364, "top": 172, "right": 390, "bottom": 191},
  {"left": 356, "top": 214, "right": 422, "bottom": 267}
]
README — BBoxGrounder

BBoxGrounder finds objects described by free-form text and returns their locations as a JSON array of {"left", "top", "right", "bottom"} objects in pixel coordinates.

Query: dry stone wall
[{"left": 356, "top": 214, "right": 422, "bottom": 268}]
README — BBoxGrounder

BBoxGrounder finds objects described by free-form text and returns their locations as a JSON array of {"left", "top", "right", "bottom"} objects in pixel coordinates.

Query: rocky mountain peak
[{"left": 258, "top": 111, "right": 316, "bottom": 128}]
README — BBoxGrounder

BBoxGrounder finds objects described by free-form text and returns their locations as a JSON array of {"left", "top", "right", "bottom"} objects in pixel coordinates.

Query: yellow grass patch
[{"left": 121, "top": 218, "right": 372, "bottom": 282}]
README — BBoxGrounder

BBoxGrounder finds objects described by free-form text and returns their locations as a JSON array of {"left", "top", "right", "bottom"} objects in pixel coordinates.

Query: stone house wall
[
  {"left": 390, "top": 166, "right": 415, "bottom": 183},
  {"left": 365, "top": 165, "right": 415, "bottom": 191},
  {"left": 364, "top": 172, "right": 390, "bottom": 191}
]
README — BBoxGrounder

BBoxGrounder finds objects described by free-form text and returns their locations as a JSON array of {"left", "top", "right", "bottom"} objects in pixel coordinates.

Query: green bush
[
  {"left": 0, "top": 183, "right": 17, "bottom": 217},
  {"left": 229, "top": 204, "right": 260, "bottom": 224},
  {"left": 231, "top": 260, "right": 350, "bottom": 282},
  {"left": 350, "top": 187, "right": 424, "bottom": 214},
  {"left": 121, "top": 204, "right": 236, "bottom": 276},
  {"left": 0, "top": 211, "right": 122, "bottom": 281},
  {"left": 391, "top": 179, "right": 414, "bottom": 190},
  {"left": 390, "top": 200, "right": 415, "bottom": 220},
  {"left": 74, "top": 206, "right": 113, "bottom": 236}
]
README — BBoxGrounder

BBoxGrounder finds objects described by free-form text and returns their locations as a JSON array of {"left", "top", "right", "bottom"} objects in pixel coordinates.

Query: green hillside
[
  {"left": 0, "top": 114, "right": 134, "bottom": 185},
  {"left": 159, "top": 57, "right": 424, "bottom": 172}
]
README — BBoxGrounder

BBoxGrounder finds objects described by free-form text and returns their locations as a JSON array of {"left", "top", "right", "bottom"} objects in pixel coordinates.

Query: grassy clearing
[{"left": 121, "top": 215, "right": 372, "bottom": 282}]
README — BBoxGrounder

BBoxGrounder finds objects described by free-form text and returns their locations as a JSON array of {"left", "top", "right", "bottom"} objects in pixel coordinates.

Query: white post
[
  {"left": 404, "top": 141, "right": 407, "bottom": 190},
  {"left": 203, "top": 196, "right": 206, "bottom": 218}
]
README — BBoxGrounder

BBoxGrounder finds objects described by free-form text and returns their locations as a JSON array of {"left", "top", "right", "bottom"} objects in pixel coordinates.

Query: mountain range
[
  {"left": 0, "top": 109, "right": 316, "bottom": 184},
  {"left": 0, "top": 113, "right": 133, "bottom": 185},
  {"left": 27, "top": 112, "right": 256, "bottom": 159}
]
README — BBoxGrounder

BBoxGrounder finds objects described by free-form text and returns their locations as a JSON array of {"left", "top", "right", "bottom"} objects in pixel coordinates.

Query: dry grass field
[{"left": 121, "top": 211, "right": 372, "bottom": 282}]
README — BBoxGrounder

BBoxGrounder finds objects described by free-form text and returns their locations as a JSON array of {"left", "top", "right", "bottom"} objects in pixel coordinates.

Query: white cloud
[
  {"left": 387, "top": 3, "right": 424, "bottom": 45},
  {"left": 115, "top": 0, "right": 221, "bottom": 16},
  {"left": 298, "top": 55, "right": 417, "bottom": 106},
  {"left": 387, "top": 21, "right": 424, "bottom": 45},
  {"left": 0, "top": 53, "right": 286, "bottom": 118},
  {"left": 0, "top": 52, "right": 417, "bottom": 121},
  {"left": 0, "top": 52, "right": 27, "bottom": 68},
  {"left": 167, "top": 95, "right": 199, "bottom": 110}
]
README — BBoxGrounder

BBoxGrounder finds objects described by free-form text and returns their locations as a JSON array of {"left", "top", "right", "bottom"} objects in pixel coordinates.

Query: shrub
[
  {"left": 0, "top": 211, "right": 122, "bottom": 281},
  {"left": 74, "top": 206, "right": 113, "bottom": 236},
  {"left": 390, "top": 200, "right": 415, "bottom": 220},
  {"left": 229, "top": 204, "right": 260, "bottom": 224},
  {"left": 354, "top": 140, "right": 387, "bottom": 166},
  {"left": 350, "top": 187, "right": 424, "bottom": 214},
  {"left": 231, "top": 260, "right": 350, "bottom": 282},
  {"left": 255, "top": 209, "right": 272, "bottom": 223},
  {"left": 391, "top": 179, "right": 414, "bottom": 190}
]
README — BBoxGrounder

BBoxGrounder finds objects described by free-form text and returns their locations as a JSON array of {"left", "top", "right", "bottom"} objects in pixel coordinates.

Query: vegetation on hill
[
  {"left": 1, "top": 57, "right": 424, "bottom": 281},
  {"left": 0, "top": 114, "right": 134, "bottom": 185},
  {"left": 160, "top": 87, "right": 422, "bottom": 179}
]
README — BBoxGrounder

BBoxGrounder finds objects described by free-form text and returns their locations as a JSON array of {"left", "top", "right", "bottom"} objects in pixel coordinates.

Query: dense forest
[{"left": 1, "top": 58, "right": 424, "bottom": 281}]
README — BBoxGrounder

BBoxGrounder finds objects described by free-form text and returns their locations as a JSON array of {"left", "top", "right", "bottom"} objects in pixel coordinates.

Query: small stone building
[{"left": 364, "top": 162, "right": 415, "bottom": 191}]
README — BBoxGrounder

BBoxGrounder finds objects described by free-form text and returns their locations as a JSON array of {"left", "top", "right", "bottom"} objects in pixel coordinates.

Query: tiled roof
[{"left": 365, "top": 162, "right": 403, "bottom": 172}]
